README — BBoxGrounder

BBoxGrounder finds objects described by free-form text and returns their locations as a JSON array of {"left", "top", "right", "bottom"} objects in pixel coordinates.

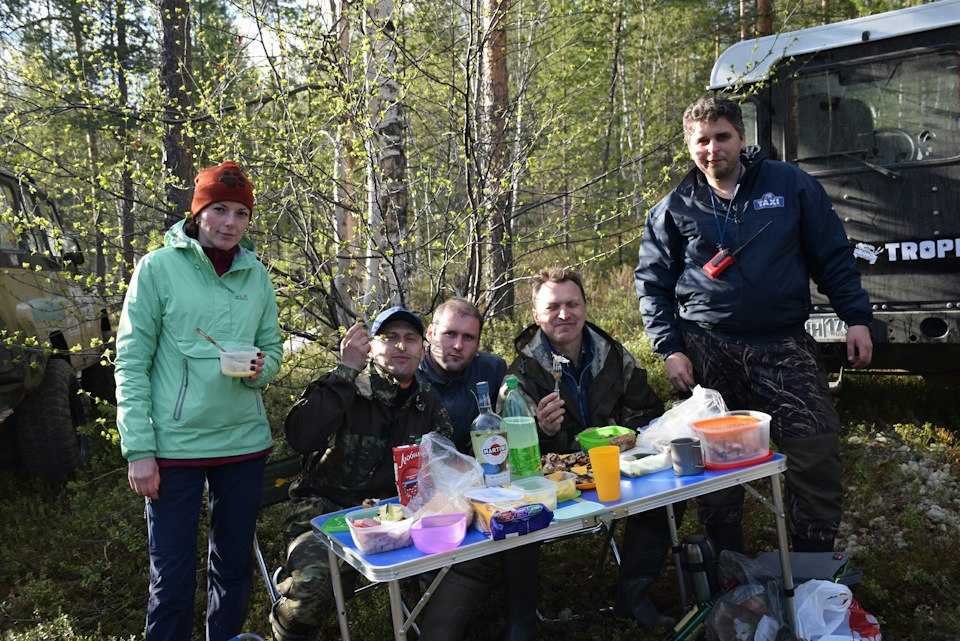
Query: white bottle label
[{"left": 480, "top": 434, "right": 509, "bottom": 464}]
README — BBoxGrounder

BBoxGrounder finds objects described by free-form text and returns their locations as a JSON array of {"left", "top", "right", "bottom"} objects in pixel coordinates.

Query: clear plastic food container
[
  {"left": 690, "top": 410, "right": 772, "bottom": 470},
  {"left": 345, "top": 504, "right": 415, "bottom": 555}
]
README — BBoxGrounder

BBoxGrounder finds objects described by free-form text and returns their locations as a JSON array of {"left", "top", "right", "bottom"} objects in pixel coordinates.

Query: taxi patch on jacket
[{"left": 753, "top": 192, "right": 784, "bottom": 209}]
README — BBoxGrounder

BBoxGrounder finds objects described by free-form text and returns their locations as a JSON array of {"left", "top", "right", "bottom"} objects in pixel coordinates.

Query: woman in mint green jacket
[{"left": 115, "top": 161, "right": 282, "bottom": 641}]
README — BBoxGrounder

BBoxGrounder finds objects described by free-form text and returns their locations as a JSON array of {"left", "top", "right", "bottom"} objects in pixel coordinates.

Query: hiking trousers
[{"left": 681, "top": 329, "right": 842, "bottom": 543}]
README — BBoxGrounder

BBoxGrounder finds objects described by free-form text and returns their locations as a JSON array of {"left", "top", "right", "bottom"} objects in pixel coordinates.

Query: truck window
[
  {"left": 741, "top": 100, "right": 758, "bottom": 147},
  {"left": 791, "top": 51, "right": 960, "bottom": 172},
  {"left": 0, "top": 185, "right": 22, "bottom": 252},
  {"left": 19, "top": 191, "right": 60, "bottom": 262}
]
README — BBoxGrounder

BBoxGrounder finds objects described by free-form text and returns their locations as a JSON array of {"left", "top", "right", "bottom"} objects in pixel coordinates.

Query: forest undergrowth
[{"left": 1, "top": 268, "right": 958, "bottom": 640}]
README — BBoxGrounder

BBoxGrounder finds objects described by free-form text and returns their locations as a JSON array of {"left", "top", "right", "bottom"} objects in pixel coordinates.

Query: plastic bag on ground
[
  {"left": 794, "top": 580, "right": 852, "bottom": 639},
  {"left": 406, "top": 432, "right": 483, "bottom": 522},
  {"left": 705, "top": 582, "right": 790, "bottom": 641},
  {"left": 637, "top": 385, "right": 727, "bottom": 450}
]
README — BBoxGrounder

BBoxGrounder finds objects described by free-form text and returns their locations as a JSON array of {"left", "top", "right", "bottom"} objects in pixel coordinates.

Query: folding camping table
[{"left": 311, "top": 453, "right": 798, "bottom": 640}]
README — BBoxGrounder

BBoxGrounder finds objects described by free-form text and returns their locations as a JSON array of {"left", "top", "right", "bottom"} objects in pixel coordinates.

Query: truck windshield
[{"left": 791, "top": 51, "right": 960, "bottom": 172}]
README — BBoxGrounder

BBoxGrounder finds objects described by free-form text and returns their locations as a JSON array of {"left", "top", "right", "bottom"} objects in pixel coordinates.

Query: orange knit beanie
[{"left": 191, "top": 160, "right": 254, "bottom": 216}]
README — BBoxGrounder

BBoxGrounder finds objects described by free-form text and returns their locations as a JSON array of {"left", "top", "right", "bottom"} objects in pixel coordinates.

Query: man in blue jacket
[
  {"left": 413, "top": 298, "right": 505, "bottom": 640},
  {"left": 417, "top": 297, "right": 507, "bottom": 452},
  {"left": 634, "top": 95, "right": 873, "bottom": 555}
]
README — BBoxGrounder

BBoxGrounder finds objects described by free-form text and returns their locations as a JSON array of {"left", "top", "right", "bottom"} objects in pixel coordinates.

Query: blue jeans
[{"left": 145, "top": 456, "right": 267, "bottom": 641}]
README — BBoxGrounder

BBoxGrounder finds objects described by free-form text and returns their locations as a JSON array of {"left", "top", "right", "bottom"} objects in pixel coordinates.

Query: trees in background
[{"left": 0, "top": 0, "right": 914, "bottom": 353}]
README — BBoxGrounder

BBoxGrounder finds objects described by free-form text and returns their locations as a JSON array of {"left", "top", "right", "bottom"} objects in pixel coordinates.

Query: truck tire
[
  {"left": 81, "top": 359, "right": 116, "bottom": 406},
  {"left": 15, "top": 359, "right": 91, "bottom": 482},
  {"left": 0, "top": 416, "right": 19, "bottom": 466}
]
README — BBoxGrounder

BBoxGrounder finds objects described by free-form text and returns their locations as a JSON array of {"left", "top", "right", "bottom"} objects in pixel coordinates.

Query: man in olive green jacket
[
  {"left": 270, "top": 307, "right": 452, "bottom": 640},
  {"left": 503, "top": 267, "right": 683, "bottom": 636}
]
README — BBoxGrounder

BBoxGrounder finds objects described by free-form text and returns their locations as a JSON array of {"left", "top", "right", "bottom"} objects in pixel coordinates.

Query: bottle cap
[
  {"left": 476, "top": 381, "right": 490, "bottom": 393},
  {"left": 505, "top": 375, "right": 518, "bottom": 389}
]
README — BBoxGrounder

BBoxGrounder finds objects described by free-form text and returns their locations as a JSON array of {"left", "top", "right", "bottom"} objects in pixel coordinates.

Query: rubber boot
[
  {"left": 792, "top": 536, "right": 834, "bottom": 553},
  {"left": 500, "top": 545, "right": 540, "bottom": 641},
  {"left": 419, "top": 559, "right": 494, "bottom": 641},
  {"left": 269, "top": 600, "right": 314, "bottom": 641},
  {"left": 706, "top": 522, "right": 744, "bottom": 555},
  {"left": 613, "top": 520, "right": 676, "bottom": 629}
]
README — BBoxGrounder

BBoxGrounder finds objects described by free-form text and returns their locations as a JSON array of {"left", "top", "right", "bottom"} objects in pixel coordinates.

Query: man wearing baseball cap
[{"left": 271, "top": 307, "right": 453, "bottom": 640}]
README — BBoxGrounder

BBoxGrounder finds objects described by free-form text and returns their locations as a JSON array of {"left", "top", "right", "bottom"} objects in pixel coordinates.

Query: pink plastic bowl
[{"left": 410, "top": 514, "right": 468, "bottom": 554}]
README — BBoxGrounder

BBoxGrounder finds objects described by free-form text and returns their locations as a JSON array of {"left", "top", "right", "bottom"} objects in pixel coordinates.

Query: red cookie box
[{"left": 392, "top": 444, "right": 421, "bottom": 505}]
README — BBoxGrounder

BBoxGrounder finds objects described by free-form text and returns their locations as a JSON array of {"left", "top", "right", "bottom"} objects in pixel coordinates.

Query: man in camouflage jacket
[{"left": 270, "top": 307, "right": 452, "bottom": 641}]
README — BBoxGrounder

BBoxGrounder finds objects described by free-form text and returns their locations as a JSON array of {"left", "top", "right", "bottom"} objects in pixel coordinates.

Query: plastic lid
[
  {"left": 703, "top": 450, "right": 774, "bottom": 470},
  {"left": 476, "top": 381, "right": 490, "bottom": 393},
  {"left": 691, "top": 415, "right": 762, "bottom": 432},
  {"left": 505, "top": 375, "right": 518, "bottom": 388}
]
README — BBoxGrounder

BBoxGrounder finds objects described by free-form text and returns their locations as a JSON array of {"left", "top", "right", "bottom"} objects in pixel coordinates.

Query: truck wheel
[
  {"left": 0, "top": 415, "right": 19, "bottom": 466},
  {"left": 81, "top": 359, "right": 116, "bottom": 406},
  {"left": 15, "top": 359, "right": 91, "bottom": 482}
]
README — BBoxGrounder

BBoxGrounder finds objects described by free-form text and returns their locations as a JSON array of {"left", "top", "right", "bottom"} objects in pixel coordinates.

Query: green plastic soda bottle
[{"left": 501, "top": 375, "right": 543, "bottom": 478}]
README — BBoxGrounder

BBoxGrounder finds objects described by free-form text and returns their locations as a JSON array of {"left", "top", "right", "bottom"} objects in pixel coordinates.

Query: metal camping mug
[{"left": 671, "top": 437, "right": 705, "bottom": 476}]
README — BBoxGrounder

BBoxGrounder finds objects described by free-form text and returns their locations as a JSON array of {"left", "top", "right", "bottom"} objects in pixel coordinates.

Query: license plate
[{"left": 805, "top": 314, "right": 848, "bottom": 342}]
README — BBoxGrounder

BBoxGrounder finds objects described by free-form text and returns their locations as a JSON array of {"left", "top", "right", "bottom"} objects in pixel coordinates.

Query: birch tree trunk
[
  {"left": 158, "top": 0, "right": 194, "bottom": 230},
  {"left": 362, "top": 0, "right": 408, "bottom": 310},
  {"left": 481, "top": 0, "right": 513, "bottom": 317},
  {"left": 333, "top": 0, "right": 358, "bottom": 325}
]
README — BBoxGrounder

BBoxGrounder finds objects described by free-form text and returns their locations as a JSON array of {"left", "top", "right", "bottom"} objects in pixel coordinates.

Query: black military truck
[
  {"left": 0, "top": 168, "right": 114, "bottom": 481},
  {"left": 709, "top": 0, "right": 960, "bottom": 381}
]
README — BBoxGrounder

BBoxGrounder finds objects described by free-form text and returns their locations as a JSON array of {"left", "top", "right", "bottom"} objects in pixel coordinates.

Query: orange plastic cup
[{"left": 589, "top": 445, "right": 621, "bottom": 502}]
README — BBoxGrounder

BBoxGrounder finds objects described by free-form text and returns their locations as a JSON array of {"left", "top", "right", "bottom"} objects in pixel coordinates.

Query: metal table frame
[{"left": 312, "top": 453, "right": 797, "bottom": 640}]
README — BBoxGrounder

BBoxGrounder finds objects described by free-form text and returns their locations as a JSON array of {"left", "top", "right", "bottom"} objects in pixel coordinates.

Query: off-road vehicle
[
  {"left": 710, "top": 0, "right": 960, "bottom": 381},
  {"left": 0, "top": 167, "right": 114, "bottom": 481}
]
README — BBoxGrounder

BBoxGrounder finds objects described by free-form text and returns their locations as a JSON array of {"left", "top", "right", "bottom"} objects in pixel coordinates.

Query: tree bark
[
  {"left": 116, "top": 0, "right": 135, "bottom": 277},
  {"left": 757, "top": 0, "right": 773, "bottom": 37},
  {"left": 362, "top": 0, "right": 408, "bottom": 309},
  {"left": 481, "top": 0, "right": 513, "bottom": 318},
  {"left": 333, "top": 0, "right": 358, "bottom": 326},
  {"left": 157, "top": 0, "right": 195, "bottom": 230}
]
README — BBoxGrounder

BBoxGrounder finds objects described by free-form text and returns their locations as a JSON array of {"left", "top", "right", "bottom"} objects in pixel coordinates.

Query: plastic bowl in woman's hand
[{"left": 219, "top": 345, "right": 260, "bottom": 377}]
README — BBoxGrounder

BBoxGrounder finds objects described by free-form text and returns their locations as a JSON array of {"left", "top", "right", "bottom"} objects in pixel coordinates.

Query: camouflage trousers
[
  {"left": 271, "top": 495, "right": 355, "bottom": 638},
  {"left": 681, "top": 329, "right": 842, "bottom": 542}
]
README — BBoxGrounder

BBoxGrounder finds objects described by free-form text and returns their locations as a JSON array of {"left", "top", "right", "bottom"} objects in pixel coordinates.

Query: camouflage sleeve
[
  {"left": 431, "top": 402, "right": 454, "bottom": 441},
  {"left": 284, "top": 367, "right": 359, "bottom": 455}
]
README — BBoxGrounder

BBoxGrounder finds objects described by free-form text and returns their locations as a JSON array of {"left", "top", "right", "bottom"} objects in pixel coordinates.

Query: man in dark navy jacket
[
  {"left": 417, "top": 297, "right": 506, "bottom": 452},
  {"left": 635, "top": 95, "right": 873, "bottom": 555}
]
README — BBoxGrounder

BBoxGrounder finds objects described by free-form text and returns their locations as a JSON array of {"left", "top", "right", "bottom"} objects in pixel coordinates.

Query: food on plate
[
  {"left": 541, "top": 451, "right": 589, "bottom": 473},
  {"left": 608, "top": 432, "right": 637, "bottom": 452},
  {"left": 569, "top": 464, "right": 594, "bottom": 486},
  {"left": 541, "top": 452, "right": 594, "bottom": 486}
]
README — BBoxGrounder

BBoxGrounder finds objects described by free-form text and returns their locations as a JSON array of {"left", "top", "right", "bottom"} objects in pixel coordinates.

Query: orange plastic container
[{"left": 690, "top": 411, "right": 772, "bottom": 469}]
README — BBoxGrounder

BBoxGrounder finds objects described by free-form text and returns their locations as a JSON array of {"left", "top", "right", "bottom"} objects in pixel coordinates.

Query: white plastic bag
[
  {"left": 406, "top": 432, "right": 484, "bottom": 520},
  {"left": 794, "top": 580, "right": 852, "bottom": 638},
  {"left": 637, "top": 385, "right": 727, "bottom": 450}
]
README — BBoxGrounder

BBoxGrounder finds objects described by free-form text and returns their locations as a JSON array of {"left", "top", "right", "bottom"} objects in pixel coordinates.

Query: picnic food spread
[{"left": 541, "top": 451, "right": 595, "bottom": 487}]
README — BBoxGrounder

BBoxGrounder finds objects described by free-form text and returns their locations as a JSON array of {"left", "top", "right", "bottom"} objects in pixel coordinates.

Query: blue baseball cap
[{"left": 370, "top": 306, "right": 425, "bottom": 338}]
